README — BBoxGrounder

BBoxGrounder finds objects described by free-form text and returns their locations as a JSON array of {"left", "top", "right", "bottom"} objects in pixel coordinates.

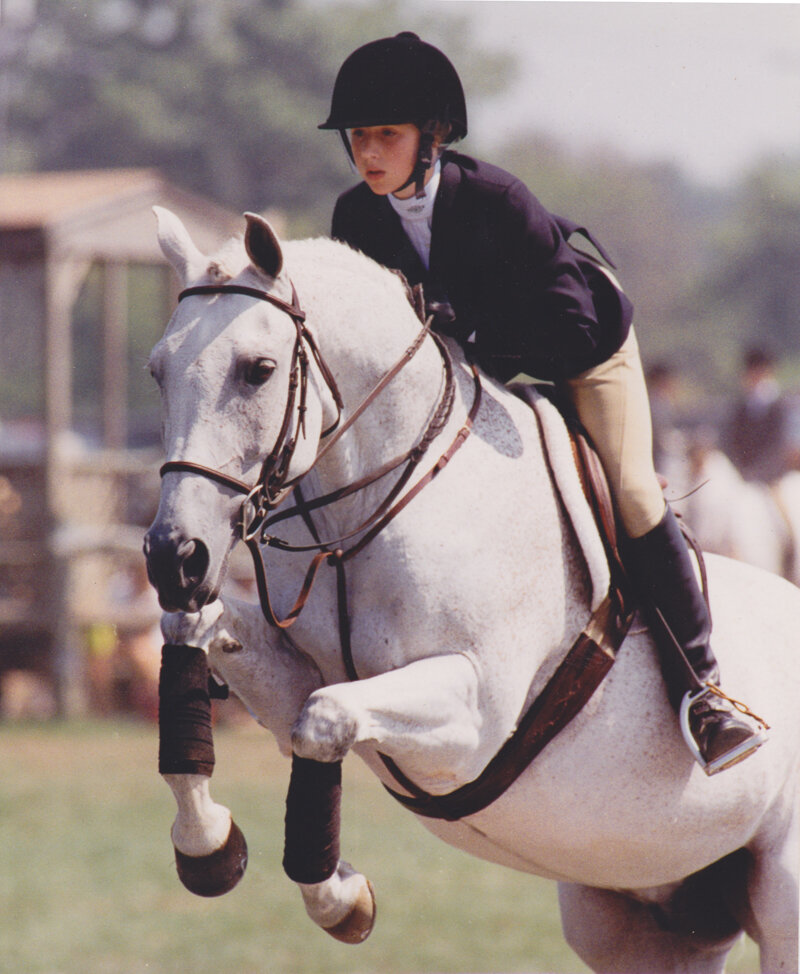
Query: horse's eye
[{"left": 244, "top": 358, "right": 276, "bottom": 386}]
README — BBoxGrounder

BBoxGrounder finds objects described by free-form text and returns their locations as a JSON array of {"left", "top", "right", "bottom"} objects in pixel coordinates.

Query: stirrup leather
[{"left": 679, "top": 685, "right": 770, "bottom": 776}]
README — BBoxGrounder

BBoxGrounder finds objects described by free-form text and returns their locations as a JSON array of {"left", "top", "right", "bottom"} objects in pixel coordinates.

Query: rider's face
[{"left": 349, "top": 124, "right": 421, "bottom": 198}]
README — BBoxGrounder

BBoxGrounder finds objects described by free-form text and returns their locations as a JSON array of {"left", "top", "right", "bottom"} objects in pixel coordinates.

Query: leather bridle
[
  {"left": 159, "top": 278, "right": 482, "bottom": 633},
  {"left": 161, "top": 282, "right": 343, "bottom": 534}
]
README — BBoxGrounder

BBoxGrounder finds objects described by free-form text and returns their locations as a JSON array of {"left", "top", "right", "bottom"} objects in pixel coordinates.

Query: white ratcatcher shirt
[{"left": 388, "top": 160, "right": 441, "bottom": 270}]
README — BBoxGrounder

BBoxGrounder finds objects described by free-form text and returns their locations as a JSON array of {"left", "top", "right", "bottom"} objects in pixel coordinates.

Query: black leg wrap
[
  {"left": 158, "top": 644, "right": 215, "bottom": 777},
  {"left": 283, "top": 754, "right": 342, "bottom": 885}
]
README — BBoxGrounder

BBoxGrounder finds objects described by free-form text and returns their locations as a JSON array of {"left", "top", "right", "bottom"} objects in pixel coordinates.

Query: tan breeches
[{"left": 566, "top": 328, "right": 666, "bottom": 539}]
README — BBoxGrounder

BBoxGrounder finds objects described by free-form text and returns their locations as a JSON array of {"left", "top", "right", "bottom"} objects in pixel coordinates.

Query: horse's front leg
[
  {"left": 292, "top": 652, "right": 481, "bottom": 772},
  {"left": 288, "top": 653, "right": 481, "bottom": 942},
  {"left": 158, "top": 599, "right": 323, "bottom": 898},
  {"left": 158, "top": 603, "right": 248, "bottom": 896}
]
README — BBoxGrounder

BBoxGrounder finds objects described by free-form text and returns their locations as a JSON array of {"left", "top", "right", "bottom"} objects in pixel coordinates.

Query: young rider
[{"left": 319, "top": 31, "right": 767, "bottom": 774}]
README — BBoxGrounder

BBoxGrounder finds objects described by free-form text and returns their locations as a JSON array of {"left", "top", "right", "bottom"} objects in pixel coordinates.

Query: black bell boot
[{"left": 625, "top": 507, "right": 768, "bottom": 775}]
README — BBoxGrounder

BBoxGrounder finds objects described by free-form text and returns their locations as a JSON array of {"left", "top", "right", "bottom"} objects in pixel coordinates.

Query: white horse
[
  {"left": 674, "top": 438, "right": 800, "bottom": 587},
  {"left": 144, "top": 207, "right": 799, "bottom": 974}
]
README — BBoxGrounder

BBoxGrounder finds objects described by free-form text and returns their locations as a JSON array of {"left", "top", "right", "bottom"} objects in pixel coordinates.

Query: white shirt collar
[{"left": 388, "top": 160, "right": 441, "bottom": 223}]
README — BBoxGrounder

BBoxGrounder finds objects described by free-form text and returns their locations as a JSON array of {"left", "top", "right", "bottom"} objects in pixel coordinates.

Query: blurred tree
[
  {"left": 0, "top": 0, "right": 511, "bottom": 234},
  {"left": 500, "top": 135, "right": 724, "bottom": 377},
  {"left": 4, "top": 0, "right": 799, "bottom": 402},
  {"left": 693, "top": 162, "right": 800, "bottom": 365}
]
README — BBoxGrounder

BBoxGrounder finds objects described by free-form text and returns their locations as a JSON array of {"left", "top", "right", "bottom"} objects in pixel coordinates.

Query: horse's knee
[{"left": 292, "top": 689, "right": 360, "bottom": 763}]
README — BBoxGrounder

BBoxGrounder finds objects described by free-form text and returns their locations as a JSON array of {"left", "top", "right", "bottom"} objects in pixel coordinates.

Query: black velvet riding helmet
[
  {"left": 319, "top": 31, "right": 467, "bottom": 137},
  {"left": 319, "top": 31, "right": 467, "bottom": 197}
]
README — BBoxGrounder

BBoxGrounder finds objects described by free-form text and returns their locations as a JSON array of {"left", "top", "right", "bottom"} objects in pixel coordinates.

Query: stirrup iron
[{"left": 679, "top": 685, "right": 769, "bottom": 776}]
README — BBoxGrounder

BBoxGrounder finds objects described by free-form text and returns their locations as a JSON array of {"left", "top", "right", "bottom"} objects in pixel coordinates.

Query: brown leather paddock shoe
[{"left": 681, "top": 687, "right": 769, "bottom": 776}]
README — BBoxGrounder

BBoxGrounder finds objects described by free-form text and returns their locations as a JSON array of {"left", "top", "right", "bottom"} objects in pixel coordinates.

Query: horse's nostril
[
  {"left": 178, "top": 538, "right": 210, "bottom": 587},
  {"left": 144, "top": 530, "right": 214, "bottom": 610}
]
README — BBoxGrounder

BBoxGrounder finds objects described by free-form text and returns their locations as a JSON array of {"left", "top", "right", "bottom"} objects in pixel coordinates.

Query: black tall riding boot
[{"left": 625, "top": 506, "right": 768, "bottom": 775}]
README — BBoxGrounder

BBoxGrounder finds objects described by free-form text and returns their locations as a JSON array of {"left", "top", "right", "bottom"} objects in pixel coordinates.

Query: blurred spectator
[
  {"left": 646, "top": 361, "right": 687, "bottom": 474},
  {"left": 0, "top": 670, "right": 57, "bottom": 720},
  {"left": 782, "top": 393, "right": 800, "bottom": 472},
  {"left": 109, "top": 561, "right": 162, "bottom": 719},
  {"left": 722, "top": 347, "right": 793, "bottom": 483},
  {"left": 86, "top": 560, "right": 161, "bottom": 719}
]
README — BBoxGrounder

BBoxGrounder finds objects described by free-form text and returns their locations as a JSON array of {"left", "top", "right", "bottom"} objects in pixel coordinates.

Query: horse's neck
[
  {"left": 293, "top": 255, "right": 450, "bottom": 516},
  {"left": 289, "top": 247, "right": 594, "bottom": 654},
  {"left": 312, "top": 335, "right": 451, "bottom": 535}
]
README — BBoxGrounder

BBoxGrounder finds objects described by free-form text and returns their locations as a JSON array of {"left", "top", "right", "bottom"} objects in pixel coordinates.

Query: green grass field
[{"left": 0, "top": 719, "right": 759, "bottom": 974}]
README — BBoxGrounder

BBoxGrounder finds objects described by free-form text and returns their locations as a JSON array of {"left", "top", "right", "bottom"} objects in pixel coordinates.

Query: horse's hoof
[
  {"left": 174, "top": 819, "right": 248, "bottom": 897},
  {"left": 323, "top": 878, "right": 376, "bottom": 944}
]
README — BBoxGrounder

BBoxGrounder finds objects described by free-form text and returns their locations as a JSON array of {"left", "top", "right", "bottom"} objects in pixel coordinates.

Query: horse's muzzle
[{"left": 143, "top": 528, "right": 216, "bottom": 612}]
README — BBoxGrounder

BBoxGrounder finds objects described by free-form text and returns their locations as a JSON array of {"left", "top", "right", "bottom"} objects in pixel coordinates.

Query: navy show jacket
[{"left": 331, "top": 151, "right": 632, "bottom": 382}]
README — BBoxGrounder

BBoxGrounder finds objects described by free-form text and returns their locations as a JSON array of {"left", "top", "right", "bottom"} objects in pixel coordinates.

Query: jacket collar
[
  {"left": 434, "top": 151, "right": 462, "bottom": 214},
  {"left": 363, "top": 152, "right": 463, "bottom": 281},
  {"left": 428, "top": 152, "right": 462, "bottom": 274}
]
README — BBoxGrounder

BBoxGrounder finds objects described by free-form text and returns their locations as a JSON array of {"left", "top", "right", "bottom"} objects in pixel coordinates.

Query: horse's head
[{"left": 144, "top": 208, "right": 338, "bottom": 612}]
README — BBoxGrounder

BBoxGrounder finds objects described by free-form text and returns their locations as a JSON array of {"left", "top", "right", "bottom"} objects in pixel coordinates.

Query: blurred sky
[{"left": 424, "top": 1, "right": 800, "bottom": 187}]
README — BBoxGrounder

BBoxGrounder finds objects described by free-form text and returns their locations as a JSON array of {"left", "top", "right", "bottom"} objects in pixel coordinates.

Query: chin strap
[{"left": 397, "top": 120, "right": 439, "bottom": 198}]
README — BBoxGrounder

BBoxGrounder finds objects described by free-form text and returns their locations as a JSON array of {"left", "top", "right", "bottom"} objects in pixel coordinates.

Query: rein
[{"left": 159, "top": 278, "right": 481, "bottom": 631}]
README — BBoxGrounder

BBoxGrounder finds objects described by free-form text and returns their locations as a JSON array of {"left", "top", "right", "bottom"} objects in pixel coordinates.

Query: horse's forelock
[{"left": 204, "top": 235, "right": 249, "bottom": 283}]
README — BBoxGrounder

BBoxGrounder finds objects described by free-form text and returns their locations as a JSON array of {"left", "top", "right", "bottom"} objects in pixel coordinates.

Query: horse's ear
[
  {"left": 244, "top": 212, "right": 283, "bottom": 279},
  {"left": 153, "top": 206, "right": 207, "bottom": 285}
]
